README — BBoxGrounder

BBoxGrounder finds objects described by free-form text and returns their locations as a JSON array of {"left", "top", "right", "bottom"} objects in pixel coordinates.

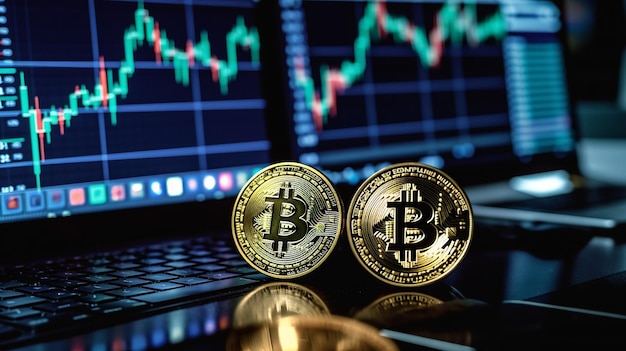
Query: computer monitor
[
  {"left": 271, "top": 0, "right": 577, "bottom": 188},
  {"left": 0, "top": 0, "right": 270, "bottom": 225}
]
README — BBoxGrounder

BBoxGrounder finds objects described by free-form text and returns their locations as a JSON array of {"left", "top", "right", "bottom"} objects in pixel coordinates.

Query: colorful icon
[
  {"left": 26, "top": 192, "right": 45, "bottom": 211},
  {"left": 110, "top": 184, "right": 126, "bottom": 202},
  {"left": 203, "top": 175, "right": 217, "bottom": 191},
  {"left": 149, "top": 180, "right": 164, "bottom": 197},
  {"left": 69, "top": 188, "right": 86, "bottom": 206},
  {"left": 129, "top": 182, "right": 145, "bottom": 199},
  {"left": 2, "top": 194, "right": 22, "bottom": 214},
  {"left": 166, "top": 177, "right": 183, "bottom": 197},
  {"left": 186, "top": 177, "right": 199, "bottom": 192},
  {"left": 218, "top": 172, "right": 234, "bottom": 191},
  {"left": 46, "top": 189, "right": 66, "bottom": 209},
  {"left": 6, "top": 196, "right": 20, "bottom": 210},
  {"left": 88, "top": 184, "right": 107, "bottom": 205}
]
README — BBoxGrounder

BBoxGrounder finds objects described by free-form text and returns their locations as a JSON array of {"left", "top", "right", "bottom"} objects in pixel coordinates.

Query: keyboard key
[
  {"left": 0, "top": 296, "right": 47, "bottom": 309},
  {"left": 168, "top": 269, "right": 203, "bottom": 277},
  {"left": 110, "top": 278, "right": 151, "bottom": 287},
  {"left": 171, "top": 277, "right": 210, "bottom": 286},
  {"left": 191, "top": 257, "right": 219, "bottom": 264},
  {"left": 143, "top": 251, "right": 164, "bottom": 258},
  {"left": 164, "top": 254, "right": 189, "bottom": 261},
  {"left": 36, "top": 290, "right": 79, "bottom": 301},
  {"left": 143, "top": 282, "right": 183, "bottom": 291},
  {"left": 16, "top": 285, "right": 56, "bottom": 294},
  {"left": 77, "top": 283, "right": 118, "bottom": 294},
  {"left": 82, "top": 275, "right": 117, "bottom": 283},
  {"left": 78, "top": 293, "right": 116, "bottom": 305},
  {"left": 48, "top": 280, "right": 87, "bottom": 289},
  {"left": 165, "top": 261, "right": 195, "bottom": 269},
  {"left": 0, "top": 307, "right": 41, "bottom": 320},
  {"left": 215, "top": 253, "right": 240, "bottom": 260},
  {"left": 82, "top": 266, "right": 114, "bottom": 275},
  {"left": 137, "top": 265, "right": 170, "bottom": 274},
  {"left": 87, "top": 258, "right": 111, "bottom": 266},
  {"left": 109, "top": 270, "right": 144, "bottom": 278},
  {"left": 212, "top": 246, "right": 233, "bottom": 253},
  {"left": 195, "top": 264, "right": 227, "bottom": 272},
  {"left": 115, "top": 255, "right": 138, "bottom": 261},
  {"left": 140, "top": 258, "right": 166, "bottom": 265},
  {"left": 0, "top": 281, "right": 24, "bottom": 290},
  {"left": 107, "top": 287, "right": 154, "bottom": 298},
  {"left": 0, "top": 290, "right": 23, "bottom": 300},
  {"left": 133, "top": 277, "right": 258, "bottom": 305},
  {"left": 143, "top": 273, "right": 177, "bottom": 282},
  {"left": 188, "top": 250, "right": 211, "bottom": 256},
  {"left": 164, "top": 247, "right": 185, "bottom": 255},
  {"left": 55, "top": 271, "right": 87, "bottom": 279},
  {"left": 220, "top": 259, "right": 249, "bottom": 267},
  {"left": 109, "top": 262, "right": 141, "bottom": 270}
]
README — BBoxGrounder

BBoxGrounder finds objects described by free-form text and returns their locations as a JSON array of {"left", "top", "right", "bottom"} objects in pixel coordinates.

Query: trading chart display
[
  {"left": 0, "top": 0, "right": 270, "bottom": 223},
  {"left": 279, "top": 0, "right": 573, "bottom": 185}
]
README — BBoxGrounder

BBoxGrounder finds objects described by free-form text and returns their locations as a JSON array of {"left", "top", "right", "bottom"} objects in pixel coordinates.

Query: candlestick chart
[
  {"left": 283, "top": 0, "right": 512, "bottom": 183},
  {"left": 296, "top": 0, "right": 506, "bottom": 130},
  {"left": 0, "top": 0, "right": 268, "bottom": 192}
]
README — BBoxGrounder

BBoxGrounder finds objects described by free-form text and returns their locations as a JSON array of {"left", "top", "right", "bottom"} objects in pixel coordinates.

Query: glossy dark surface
[{"left": 9, "top": 223, "right": 626, "bottom": 351}]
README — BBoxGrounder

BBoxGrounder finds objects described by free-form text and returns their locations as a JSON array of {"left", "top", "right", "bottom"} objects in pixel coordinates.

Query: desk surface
[
  {"left": 13, "top": 138, "right": 626, "bottom": 351},
  {"left": 13, "top": 229, "right": 626, "bottom": 351}
]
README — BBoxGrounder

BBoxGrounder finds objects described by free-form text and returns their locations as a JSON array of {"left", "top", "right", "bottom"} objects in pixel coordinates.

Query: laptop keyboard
[{"left": 0, "top": 236, "right": 268, "bottom": 347}]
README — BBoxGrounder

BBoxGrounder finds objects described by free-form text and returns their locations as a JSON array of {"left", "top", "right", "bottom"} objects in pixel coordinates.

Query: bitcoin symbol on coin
[
  {"left": 386, "top": 184, "right": 437, "bottom": 265},
  {"left": 347, "top": 162, "right": 473, "bottom": 286},
  {"left": 264, "top": 185, "right": 307, "bottom": 253},
  {"left": 232, "top": 162, "right": 343, "bottom": 279}
]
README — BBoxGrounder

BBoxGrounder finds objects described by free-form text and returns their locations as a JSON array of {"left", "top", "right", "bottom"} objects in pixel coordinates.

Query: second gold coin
[{"left": 346, "top": 162, "right": 473, "bottom": 287}]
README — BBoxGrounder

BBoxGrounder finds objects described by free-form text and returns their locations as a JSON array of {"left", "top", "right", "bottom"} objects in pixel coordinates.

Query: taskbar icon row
[{"left": 0, "top": 167, "right": 261, "bottom": 217}]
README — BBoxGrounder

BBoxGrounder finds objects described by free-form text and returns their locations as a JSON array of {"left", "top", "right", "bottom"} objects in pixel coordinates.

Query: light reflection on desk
[
  {"left": 447, "top": 232, "right": 626, "bottom": 305},
  {"left": 15, "top": 295, "right": 238, "bottom": 351}
]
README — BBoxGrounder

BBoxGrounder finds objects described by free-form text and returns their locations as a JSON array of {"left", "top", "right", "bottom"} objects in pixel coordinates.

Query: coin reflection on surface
[
  {"left": 354, "top": 291, "right": 474, "bottom": 347},
  {"left": 227, "top": 315, "right": 399, "bottom": 351},
  {"left": 232, "top": 282, "right": 330, "bottom": 329},
  {"left": 228, "top": 282, "right": 399, "bottom": 351},
  {"left": 354, "top": 291, "right": 444, "bottom": 324}
]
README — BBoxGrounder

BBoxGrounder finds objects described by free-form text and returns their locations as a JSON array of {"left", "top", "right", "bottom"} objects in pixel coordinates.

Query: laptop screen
[
  {"left": 273, "top": 0, "right": 577, "bottom": 188},
  {"left": 0, "top": 0, "right": 270, "bottom": 225}
]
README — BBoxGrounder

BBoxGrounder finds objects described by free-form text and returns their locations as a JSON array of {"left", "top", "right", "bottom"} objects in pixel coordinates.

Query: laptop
[
  {"left": 0, "top": 0, "right": 281, "bottom": 349},
  {"left": 270, "top": 0, "right": 626, "bottom": 233}
]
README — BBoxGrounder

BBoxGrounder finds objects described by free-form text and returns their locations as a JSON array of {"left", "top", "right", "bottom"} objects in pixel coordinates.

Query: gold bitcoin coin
[
  {"left": 346, "top": 162, "right": 473, "bottom": 287},
  {"left": 232, "top": 162, "right": 343, "bottom": 279}
]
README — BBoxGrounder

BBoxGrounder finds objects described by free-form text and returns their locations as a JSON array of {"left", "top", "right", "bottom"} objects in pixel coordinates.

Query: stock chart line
[
  {"left": 18, "top": 1, "right": 260, "bottom": 190},
  {"left": 295, "top": 0, "right": 507, "bottom": 131}
]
